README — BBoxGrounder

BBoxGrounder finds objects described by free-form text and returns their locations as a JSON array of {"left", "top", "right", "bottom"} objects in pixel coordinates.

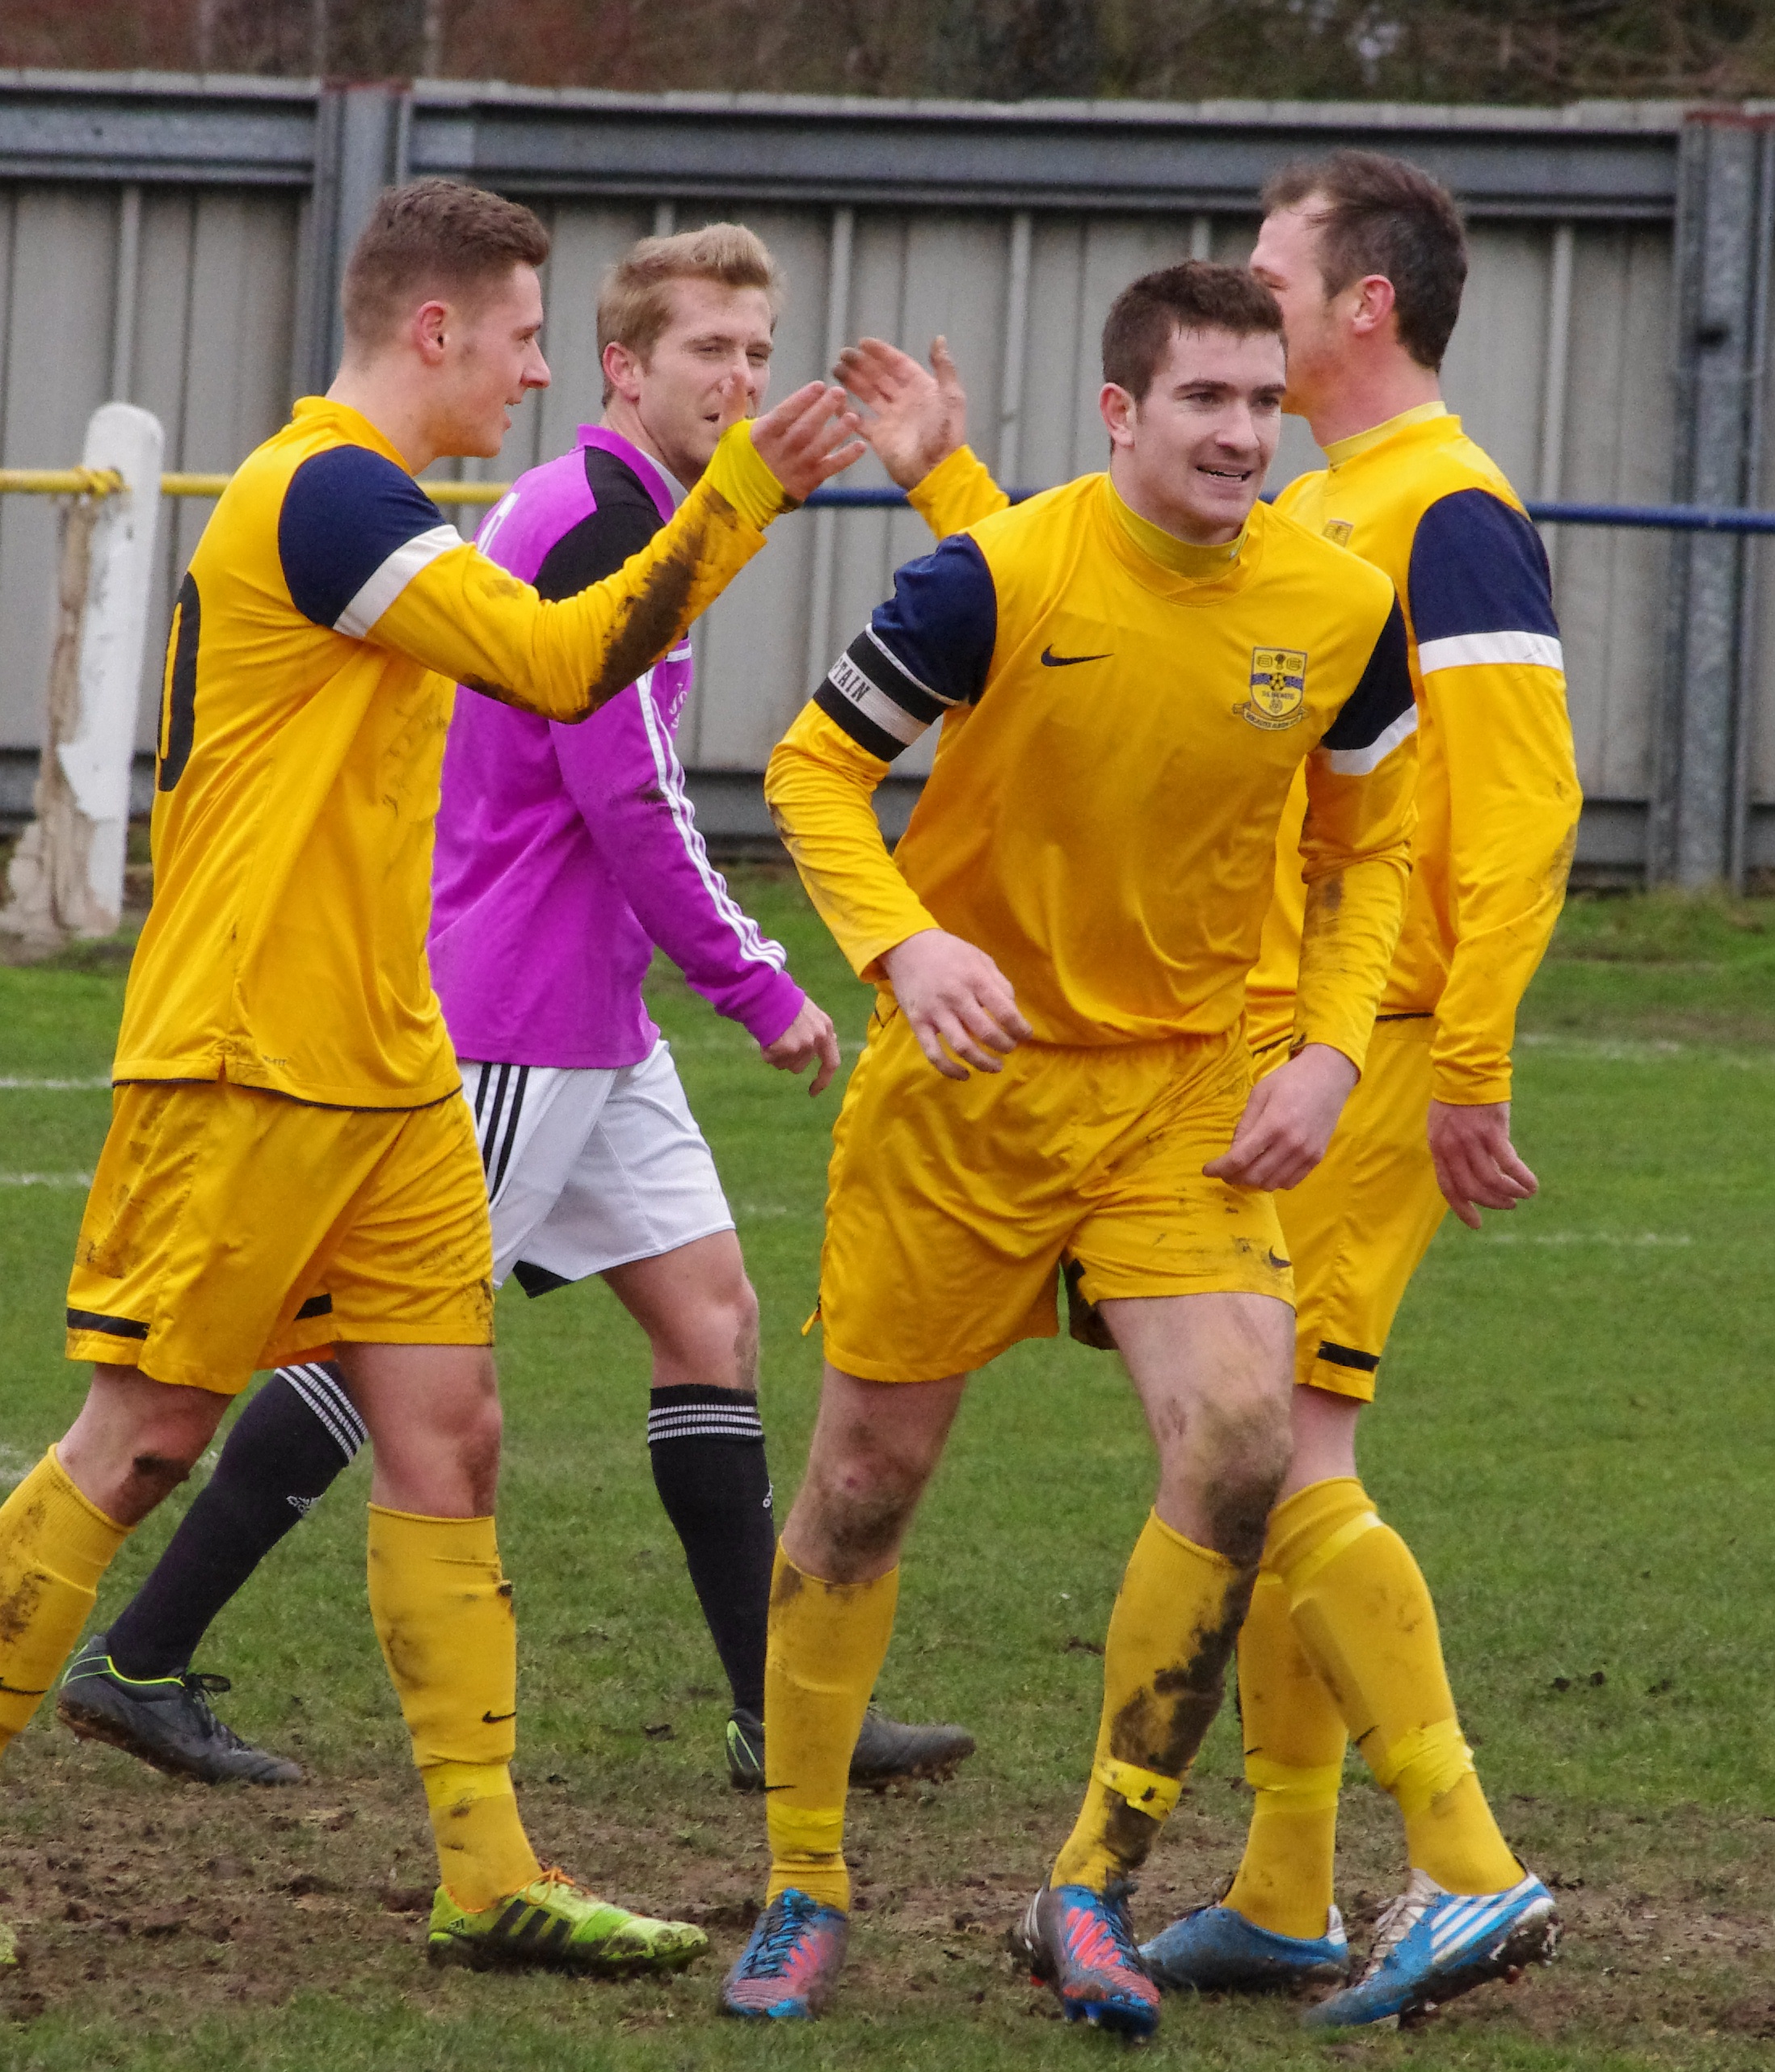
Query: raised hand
[
  {"left": 881, "top": 927, "right": 1031, "bottom": 1079},
  {"left": 742, "top": 378, "right": 865, "bottom": 503},
  {"left": 833, "top": 336, "right": 969, "bottom": 491},
  {"left": 1205, "top": 1043, "right": 1359, "bottom": 1191},
  {"left": 762, "top": 997, "right": 843, "bottom": 1097}
]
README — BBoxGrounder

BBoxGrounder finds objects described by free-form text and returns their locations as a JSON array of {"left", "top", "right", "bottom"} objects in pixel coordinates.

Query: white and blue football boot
[
  {"left": 1302, "top": 1868, "right": 1559, "bottom": 2028},
  {"left": 1142, "top": 1899, "right": 1349, "bottom": 1993}
]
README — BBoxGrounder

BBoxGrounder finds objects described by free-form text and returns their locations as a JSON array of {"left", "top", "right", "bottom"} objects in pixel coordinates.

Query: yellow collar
[
  {"left": 1323, "top": 400, "right": 1451, "bottom": 469},
  {"left": 1107, "top": 477, "right": 1247, "bottom": 578},
  {"left": 293, "top": 395, "right": 417, "bottom": 474}
]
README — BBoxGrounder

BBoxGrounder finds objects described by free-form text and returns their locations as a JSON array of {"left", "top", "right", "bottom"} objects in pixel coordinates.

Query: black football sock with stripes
[
  {"left": 103, "top": 1362, "right": 366, "bottom": 1682},
  {"left": 647, "top": 1384, "right": 775, "bottom": 1720}
]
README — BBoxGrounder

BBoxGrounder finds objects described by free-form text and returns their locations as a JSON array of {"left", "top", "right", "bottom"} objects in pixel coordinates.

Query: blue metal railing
[{"left": 804, "top": 484, "right": 1775, "bottom": 533}]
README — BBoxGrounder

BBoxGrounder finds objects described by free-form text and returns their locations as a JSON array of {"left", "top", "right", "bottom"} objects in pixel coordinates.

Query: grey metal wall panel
[
  {"left": 0, "top": 76, "right": 1749, "bottom": 876},
  {"left": 1550, "top": 225, "right": 1674, "bottom": 804},
  {"left": 0, "top": 186, "right": 116, "bottom": 761}
]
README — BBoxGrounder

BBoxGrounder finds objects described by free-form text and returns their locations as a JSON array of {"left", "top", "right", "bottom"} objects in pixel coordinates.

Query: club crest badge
[
  {"left": 1322, "top": 518, "right": 1354, "bottom": 547},
  {"left": 1239, "top": 646, "right": 1309, "bottom": 730}
]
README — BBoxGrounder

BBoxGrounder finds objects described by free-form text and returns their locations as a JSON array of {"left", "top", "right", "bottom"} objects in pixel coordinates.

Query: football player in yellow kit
[
  {"left": 841, "top": 150, "right": 1579, "bottom": 2031},
  {"left": 717, "top": 262, "right": 1420, "bottom": 2036},
  {"left": 0, "top": 178, "right": 861, "bottom": 1976}
]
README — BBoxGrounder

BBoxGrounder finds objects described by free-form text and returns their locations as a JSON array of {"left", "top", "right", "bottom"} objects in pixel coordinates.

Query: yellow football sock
[
  {"left": 0, "top": 1448, "right": 129, "bottom": 1753},
  {"left": 1052, "top": 1511, "right": 1252, "bottom": 1891},
  {"left": 1222, "top": 1568, "right": 1347, "bottom": 1939},
  {"left": 763, "top": 1547, "right": 899, "bottom": 1914},
  {"left": 1275, "top": 1477, "right": 1521, "bottom": 1897},
  {"left": 367, "top": 1505, "right": 540, "bottom": 1912}
]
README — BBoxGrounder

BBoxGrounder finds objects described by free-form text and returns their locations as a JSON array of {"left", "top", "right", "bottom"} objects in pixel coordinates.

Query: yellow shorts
[
  {"left": 817, "top": 1007, "right": 1291, "bottom": 1383},
  {"left": 65, "top": 1080, "right": 494, "bottom": 1394},
  {"left": 1262, "top": 1015, "right": 1447, "bottom": 1403}
]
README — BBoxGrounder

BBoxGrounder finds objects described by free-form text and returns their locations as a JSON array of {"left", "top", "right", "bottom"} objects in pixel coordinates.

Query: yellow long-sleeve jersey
[
  {"left": 1253, "top": 407, "right": 1580, "bottom": 1102},
  {"left": 766, "top": 466, "right": 1419, "bottom": 1060},
  {"left": 912, "top": 418, "right": 1583, "bottom": 1103},
  {"left": 118, "top": 397, "right": 787, "bottom": 1109}
]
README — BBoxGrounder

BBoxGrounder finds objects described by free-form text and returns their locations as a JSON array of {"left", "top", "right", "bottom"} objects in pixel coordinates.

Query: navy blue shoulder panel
[
  {"left": 870, "top": 535, "right": 998, "bottom": 706},
  {"left": 1407, "top": 487, "right": 1558, "bottom": 646},
  {"left": 278, "top": 445, "right": 448, "bottom": 630},
  {"left": 813, "top": 534, "right": 998, "bottom": 761},
  {"left": 1319, "top": 596, "right": 1415, "bottom": 754}
]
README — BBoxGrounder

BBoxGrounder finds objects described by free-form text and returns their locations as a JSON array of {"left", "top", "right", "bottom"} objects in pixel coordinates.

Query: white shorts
[{"left": 461, "top": 1039, "right": 734, "bottom": 1293}]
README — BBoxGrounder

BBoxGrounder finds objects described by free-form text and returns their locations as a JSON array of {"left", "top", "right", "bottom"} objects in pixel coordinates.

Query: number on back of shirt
[{"left": 158, "top": 572, "right": 200, "bottom": 791}]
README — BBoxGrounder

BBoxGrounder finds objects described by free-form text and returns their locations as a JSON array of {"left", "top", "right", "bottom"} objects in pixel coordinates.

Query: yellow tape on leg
[
  {"left": 1369, "top": 1718, "right": 1473, "bottom": 1821},
  {"left": 1243, "top": 1754, "right": 1345, "bottom": 1813},
  {"left": 1093, "top": 1757, "right": 1182, "bottom": 1821}
]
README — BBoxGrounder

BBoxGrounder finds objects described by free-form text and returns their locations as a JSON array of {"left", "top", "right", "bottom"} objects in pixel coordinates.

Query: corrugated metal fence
[{"left": 0, "top": 73, "right": 1767, "bottom": 879}]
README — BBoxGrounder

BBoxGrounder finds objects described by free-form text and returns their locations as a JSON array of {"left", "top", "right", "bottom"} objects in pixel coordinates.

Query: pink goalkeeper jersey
[{"left": 428, "top": 425, "right": 804, "bottom": 1069}]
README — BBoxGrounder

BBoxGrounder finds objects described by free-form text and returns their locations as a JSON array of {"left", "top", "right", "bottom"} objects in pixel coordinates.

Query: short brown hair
[
  {"left": 597, "top": 222, "right": 783, "bottom": 402},
  {"left": 341, "top": 177, "right": 549, "bottom": 353},
  {"left": 1101, "top": 261, "right": 1284, "bottom": 402},
  {"left": 1263, "top": 150, "right": 1467, "bottom": 371}
]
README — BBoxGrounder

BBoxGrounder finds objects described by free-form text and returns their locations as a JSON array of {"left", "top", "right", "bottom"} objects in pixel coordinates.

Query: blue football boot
[
  {"left": 1142, "top": 1898, "right": 1349, "bottom": 1993},
  {"left": 719, "top": 1889, "right": 848, "bottom": 2019},
  {"left": 1303, "top": 1868, "right": 1559, "bottom": 2029},
  {"left": 1010, "top": 1881, "right": 1161, "bottom": 2037}
]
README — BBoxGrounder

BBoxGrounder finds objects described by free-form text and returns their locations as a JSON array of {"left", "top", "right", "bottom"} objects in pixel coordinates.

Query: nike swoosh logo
[
  {"left": 1041, "top": 645, "right": 1111, "bottom": 667},
  {"left": 482, "top": 1709, "right": 517, "bottom": 1724},
  {"left": 1267, "top": 1251, "right": 1291, "bottom": 1272}
]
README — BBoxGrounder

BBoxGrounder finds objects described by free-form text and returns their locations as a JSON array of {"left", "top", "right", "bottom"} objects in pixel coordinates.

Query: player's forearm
[
  {"left": 764, "top": 704, "right": 937, "bottom": 980},
  {"left": 1428, "top": 664, "right": 1582, "bottom": 1102},
  {"left": 563, "top": 707, "right": 805, "bottom": 1046},
  {"left": 1293, "top": 747, "right": 1417, "bottom": 1069},
  {"left": 906, "top": 445, "right": 1009, "bottom": 541},
  {"left": 1292, "top": 849, "right": 1411, "bottom": 1069},
  {"left": 1432, "top": 818, "right": 1577, "bottom": 1101},
  {"left": 376, "top": 423, "right": 789, "bottom": 722}
]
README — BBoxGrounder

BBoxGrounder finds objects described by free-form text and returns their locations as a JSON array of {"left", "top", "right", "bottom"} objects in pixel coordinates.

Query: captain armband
[{"left": 812, "top": 628, "right": 960, "bottom": 764}]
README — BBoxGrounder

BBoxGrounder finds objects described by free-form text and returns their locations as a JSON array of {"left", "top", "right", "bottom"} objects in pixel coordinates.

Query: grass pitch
[{"left": 0, "top": 876, "right": 1772, "bottom": 2069}]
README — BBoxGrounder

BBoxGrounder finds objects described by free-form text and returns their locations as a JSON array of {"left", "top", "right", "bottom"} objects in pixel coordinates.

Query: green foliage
[{"left": 13, "top": 1, "right": 1775, "bottom": 103}]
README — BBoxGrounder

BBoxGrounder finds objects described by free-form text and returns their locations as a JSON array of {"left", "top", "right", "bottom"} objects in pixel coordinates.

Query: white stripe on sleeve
[
  {"left": 1416, "top": 630, "right": 1563, "bottom": 675},
  {"left": 1314, "top": 701, "right": 1420, "bottom": 777},
  {"left": 334, "top": 524, "right": 465, "bottom": 638},
  {"left": 636, "top": 682, "right": 789, "bottom": 975}
]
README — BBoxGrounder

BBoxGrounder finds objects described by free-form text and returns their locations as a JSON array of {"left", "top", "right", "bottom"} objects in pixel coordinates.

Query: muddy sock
[
  {"left": 1275, "top": 1477, "right": 1521, "bottom": 1897},
  {"left": 647, "top": 1384, "right": 774, "bottom": 1718},
  {"left": 106, "top": 1362, "right": 363, "bottom": 1681},
  {"left": 0, "top": 1448, "right": 130, "bottom": 1753},
  {"left": 1051, "top": 1511, "right": 1255, "bottom": 1891},
  {"left": 1223, "top": 1567, "right": 1347, "bottom": 1939}
]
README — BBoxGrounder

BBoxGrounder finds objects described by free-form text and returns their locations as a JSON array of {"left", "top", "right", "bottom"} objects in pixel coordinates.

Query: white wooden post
[{"left": 1, "top": 403, "right": 164, "bottom": 943}]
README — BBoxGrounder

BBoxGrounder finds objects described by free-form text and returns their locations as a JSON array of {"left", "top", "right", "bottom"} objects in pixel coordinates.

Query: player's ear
[
  {"left": 411, "top": 299, "right": 451, "bottom": 366},
  {"left": 1349, "top": 273, "right": 1397, "bottom": 341},
  {"left": 1099, "top": 381, "right": 1138, "bottom": 449},
  {"left": 602, "top": 338, "right": 644, "bottom": 403}
]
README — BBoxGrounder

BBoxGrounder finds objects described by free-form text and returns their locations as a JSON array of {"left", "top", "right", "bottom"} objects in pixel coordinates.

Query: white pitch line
[
  {"left": 0, "top": 1076, "right": 111, "bottom": 1089},
  {"left": 0, "top": 1173, "right": 93, "bottom": 1188},
  {"left": 1481, "top": 1231, "right": 1692, "bottom": 1248}
]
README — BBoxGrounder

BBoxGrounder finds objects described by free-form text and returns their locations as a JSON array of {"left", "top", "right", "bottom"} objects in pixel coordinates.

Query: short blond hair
[{"left": 597, "top": 222, "right": 783, "bottom": 402}]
